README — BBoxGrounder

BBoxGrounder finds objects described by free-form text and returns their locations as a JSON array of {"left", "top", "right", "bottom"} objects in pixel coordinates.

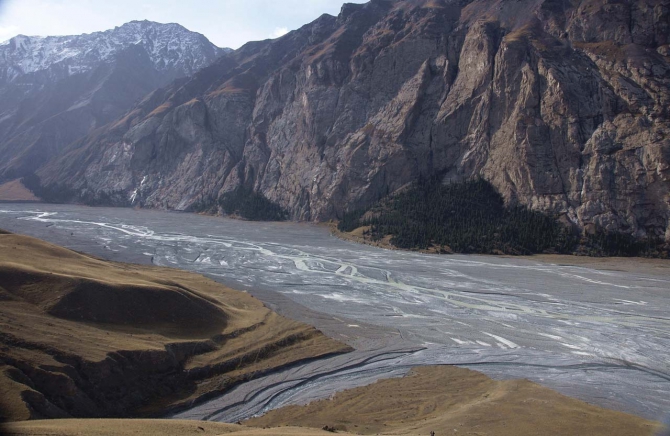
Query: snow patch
[{"left": 0, "top": 21, "right": 224, "bottom": 80}]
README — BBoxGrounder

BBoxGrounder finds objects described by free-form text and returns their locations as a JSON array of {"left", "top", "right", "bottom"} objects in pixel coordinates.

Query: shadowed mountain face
[
  {"left": 0, "top": 21, "right": 229, "bottom": 181},
  {"left": 35, "top": 0, "right": 670, "bottom": 239}
]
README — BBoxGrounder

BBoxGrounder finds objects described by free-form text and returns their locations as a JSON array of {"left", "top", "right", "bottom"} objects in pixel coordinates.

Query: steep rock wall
[{"left": 38, "top": 0, "right": 670, "bottom": 239}]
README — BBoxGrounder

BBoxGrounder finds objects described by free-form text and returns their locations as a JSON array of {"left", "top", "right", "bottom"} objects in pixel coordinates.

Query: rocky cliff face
[
  {"left": 38, "top": 0, "right": 670, "bottom": 240},
  {"left": 0, "top": 21, "right": 228, "bottom": 181}
]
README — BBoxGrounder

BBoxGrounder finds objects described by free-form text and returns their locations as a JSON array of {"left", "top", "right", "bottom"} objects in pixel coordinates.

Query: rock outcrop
[
  {"left": 0, "top": 21, "right": 228, "bottom": 181},
  {"left": 36, "top": 0, "right": 670, "bottom": 240}
]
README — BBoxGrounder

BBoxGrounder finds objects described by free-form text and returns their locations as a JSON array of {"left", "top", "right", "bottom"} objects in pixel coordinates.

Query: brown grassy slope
[
  {"left": 3, "top": 419, "right": 349, "bottom": 436},
  {"left": 3, "top": 367, "right": 663, "bottom": 436},
  {"left": 327, "top": 223, "right": 394, "bottom": 250},
  {"left": 0, "top": 231, "right": 350, "bottom": 421},
  {"left": 0, "top": 180, "right": 39, "bottom": 201},
  {"left": 246, "top": 366, "right": 660, "bottom": 436}
]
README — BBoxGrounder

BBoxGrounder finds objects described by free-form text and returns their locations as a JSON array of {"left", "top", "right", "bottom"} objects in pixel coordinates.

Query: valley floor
[{"left": 0, "top": 204, "right": 668, "bottom": 434}]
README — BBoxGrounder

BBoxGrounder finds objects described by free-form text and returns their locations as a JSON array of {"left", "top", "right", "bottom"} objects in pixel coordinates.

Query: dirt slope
[{"left": 0, "top": 231, "right": 350, "bottom": 421}]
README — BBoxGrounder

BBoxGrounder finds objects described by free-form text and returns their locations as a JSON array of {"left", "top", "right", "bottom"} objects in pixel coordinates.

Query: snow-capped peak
[{"left": 0, "top": 21, "right": 229, "bottom": 80}]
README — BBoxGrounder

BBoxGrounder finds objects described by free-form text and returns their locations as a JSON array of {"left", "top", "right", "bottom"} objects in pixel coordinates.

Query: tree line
[{"left": 338, "top": 177, "right": 667, "bottom": 257}]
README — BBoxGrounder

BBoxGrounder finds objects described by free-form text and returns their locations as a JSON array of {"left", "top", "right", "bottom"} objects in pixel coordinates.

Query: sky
[{"left": 0, "top": 0, "right": 367, "bottom": 49}]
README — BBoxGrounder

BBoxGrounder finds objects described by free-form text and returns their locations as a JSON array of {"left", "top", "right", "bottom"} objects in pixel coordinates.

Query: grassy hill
[{"left": 0, "top": 231, "right": 350, "bottom": 422}]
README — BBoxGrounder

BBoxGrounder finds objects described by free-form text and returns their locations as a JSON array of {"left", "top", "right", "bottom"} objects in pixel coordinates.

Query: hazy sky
[{"left": 0, "top": 0, "right": 367, "bottom": 48}]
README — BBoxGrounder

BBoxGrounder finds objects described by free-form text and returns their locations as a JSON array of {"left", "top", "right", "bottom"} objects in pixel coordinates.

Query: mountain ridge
[
  {"left": 0, "top": 20, "right": 230, "bottom": 182},
  {"left": 0, "top": 20, "right": 230, "bottom": 78},
  {"left": 13, "top": 0, "right": 670, "bottom": 242}
]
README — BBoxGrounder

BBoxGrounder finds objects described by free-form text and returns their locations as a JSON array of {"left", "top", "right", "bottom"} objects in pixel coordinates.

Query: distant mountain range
[
  {"left": 2, "top": 0, "right": 669, "bottom": 245},
  {"left": 0, "top": 20, "right": 229, "bottom": 180}
]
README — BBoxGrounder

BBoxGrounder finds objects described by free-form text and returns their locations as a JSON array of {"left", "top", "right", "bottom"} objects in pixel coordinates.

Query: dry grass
[
  {"left": 207, "top": 85, "right": 249, "bottom": 98},
  {"left": 1, "top": 368, "right": 662, "bottom": 436},
  {"left": 146, "top": 102, "right": 174, "bottom": 118},
  {"left": 0, "top": 231, "right": 350, "bottom": 421},
  {"left": 421, "top": 0, "right": 445, "bottom": 9},
  {"left": 247, "top": 366, "right": 661, "bottom": 436},
  {"left": 109, "top": 109, "right": 141, "bottom": 130},
  {"left": 0, "top": 180, "right": 39, "bottom": 202},
  {"left": 2, "top": 419, "right": 340, "bottom": 436}
]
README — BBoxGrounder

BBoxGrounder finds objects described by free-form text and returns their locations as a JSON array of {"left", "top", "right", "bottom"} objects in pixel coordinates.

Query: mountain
[
  {"left": 35, "top": 0, "right": 670, "bottom": 241},
  {"left": 0, "top": 20, "right": 229, "bottom": 181}
]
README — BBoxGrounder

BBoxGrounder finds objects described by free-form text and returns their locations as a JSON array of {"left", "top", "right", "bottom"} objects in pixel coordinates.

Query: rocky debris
[{"left": 36, "top": 0, "right": 670, "bottom": 241}]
